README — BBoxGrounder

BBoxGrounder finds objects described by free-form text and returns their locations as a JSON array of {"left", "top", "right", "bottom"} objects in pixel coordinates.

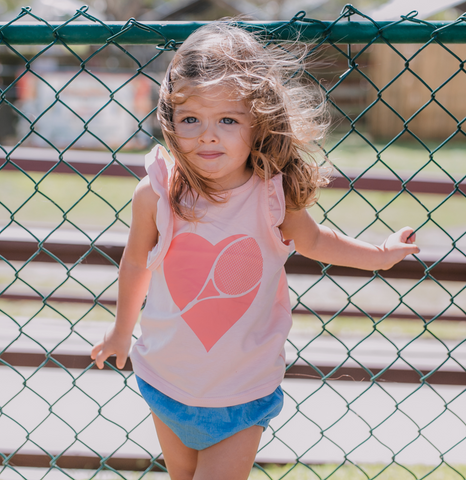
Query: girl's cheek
[{"left": 176, "top": 124, "right": 202, "bottom": 139}]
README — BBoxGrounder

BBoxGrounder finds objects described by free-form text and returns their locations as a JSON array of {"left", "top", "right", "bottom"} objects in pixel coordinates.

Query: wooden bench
[
  {"left": 2, "top": 147, "right": 465, "bottom": 381},
  {"left": 2, "top": 147, "right": 466, "bottom": 472}
]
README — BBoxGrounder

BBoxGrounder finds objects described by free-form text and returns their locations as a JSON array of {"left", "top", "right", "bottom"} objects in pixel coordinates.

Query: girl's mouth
[{"left": 197, "top": 152, "right": 223, "bottom": 159}]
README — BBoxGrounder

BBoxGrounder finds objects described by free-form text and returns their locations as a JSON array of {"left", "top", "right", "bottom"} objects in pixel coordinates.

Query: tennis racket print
[{"left": 164, "top": 233, "right": 263, "bottom": 351}]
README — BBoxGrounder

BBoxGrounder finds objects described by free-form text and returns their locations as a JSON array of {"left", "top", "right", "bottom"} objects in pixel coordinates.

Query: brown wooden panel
[
  {"left": 2, "top": 453, "right": 166, "bottom": 472},
  {"left": 1, "top": 158, "right": 146, "bottom": 177},
  {"left": 3, "top": 155, "right": 464, "bottom": 195},
  {"left": 0, "top": 351, "right": 133, "bottom": 371},
  {"left": 0, "top": 240, "right": 123, "bottom": 265},
  {"left": 284, "top": 254, "right": 466, "bottom": 282},
  {"left": 2, "top": 352, "right": 465, "bottom": 385},
  {"left": 2, "top": 238, "right": 464, "bottom": 281},
  {"left": 330, "top": 174, "right": 466, "bottom": 195}
]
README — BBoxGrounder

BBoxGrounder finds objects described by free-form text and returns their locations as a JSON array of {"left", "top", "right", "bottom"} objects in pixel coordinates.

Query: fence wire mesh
[{"left": 1, "top": 4, "right": 466, "bottom": 480}]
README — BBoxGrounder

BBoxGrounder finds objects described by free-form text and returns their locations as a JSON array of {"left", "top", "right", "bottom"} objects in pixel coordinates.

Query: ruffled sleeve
[
  {"left": 267, "top": 173, "right": 295, "bottom": 253},
  {"left": 145, "top": 145, "right": 175, "bottom": 271}
]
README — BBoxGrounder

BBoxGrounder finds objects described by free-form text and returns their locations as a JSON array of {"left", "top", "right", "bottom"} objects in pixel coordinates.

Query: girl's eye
[
  {"left": 221, "top": 118, "right": 236, "bottom": 125},
  {"left": 183, "top": 117, "right": 198, "bottom": 124}
]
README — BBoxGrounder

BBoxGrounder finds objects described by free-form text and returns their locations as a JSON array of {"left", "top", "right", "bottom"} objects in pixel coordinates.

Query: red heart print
[{"left": 164, "top": 233, "right": 263, "bottom": 351}]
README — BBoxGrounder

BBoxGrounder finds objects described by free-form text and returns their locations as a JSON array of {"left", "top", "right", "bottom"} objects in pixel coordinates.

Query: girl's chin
[{"left": 199, "top": 169, "right": 224, "bottom": 178}]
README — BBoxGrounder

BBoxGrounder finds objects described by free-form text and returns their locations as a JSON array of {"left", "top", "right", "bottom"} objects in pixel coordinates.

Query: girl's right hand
[{"left": 90, "top": 324, "right": 132, "bottom": 370}]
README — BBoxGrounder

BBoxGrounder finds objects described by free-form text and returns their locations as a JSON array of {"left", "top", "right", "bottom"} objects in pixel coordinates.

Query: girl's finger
[
  {"left": 90, "top": 343, "right": 102, "bottom": 360},
  {"left": 406, "top": 232, "right": 416, "bottom": 244},
  {"left": 405, "top": 244, "right": 420, "bottom": 255},
  {"left": 94, "top": 353, "right": 102, "bottom": 369},
  {"left": 95, "top": 350, "right": 110, "bottom": 370},
  {"left": 397, "top": 226, "right": 414, "bottom": 242},
  {"left": 116, "top": 354, "right": 128, "bottom": 370}
]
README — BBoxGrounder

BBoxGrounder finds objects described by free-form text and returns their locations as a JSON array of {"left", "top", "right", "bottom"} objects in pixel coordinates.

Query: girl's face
[{"left": 173, "top": 85, "right": 254, "bottom": 191}]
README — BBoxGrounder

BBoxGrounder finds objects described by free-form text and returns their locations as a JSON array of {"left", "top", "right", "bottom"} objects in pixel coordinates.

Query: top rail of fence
[{"left": 1, "top": 16, "right": 466, "bottom": 45}]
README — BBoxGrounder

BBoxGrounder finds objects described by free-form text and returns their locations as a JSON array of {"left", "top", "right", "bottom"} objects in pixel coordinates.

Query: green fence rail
[{"left": 1, "top": 4, "right": 466, "bottom": 480}]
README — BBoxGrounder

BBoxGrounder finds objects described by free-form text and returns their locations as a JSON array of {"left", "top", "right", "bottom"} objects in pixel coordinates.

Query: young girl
[{"left": 91, "top": 22, "right": 419, "bottom": 480}]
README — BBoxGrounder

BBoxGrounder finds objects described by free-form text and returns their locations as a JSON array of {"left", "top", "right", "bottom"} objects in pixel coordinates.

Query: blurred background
[
  {"left": 0, "top": 0, "right": 465, "bottom": 22},
  {"left": 1, "top": 0, "right": 466, "bottom": 150},
  {"left": 1, "top": 2, "right": 466, "bottom": 478}
]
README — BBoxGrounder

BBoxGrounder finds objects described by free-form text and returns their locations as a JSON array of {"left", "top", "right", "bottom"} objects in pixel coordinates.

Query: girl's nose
[{"left": 198, "top": 123, "right": 219, "bottom": 143}]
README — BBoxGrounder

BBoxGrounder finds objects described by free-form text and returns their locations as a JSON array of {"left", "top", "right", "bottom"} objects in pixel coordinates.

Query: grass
[
  {"left": 311, "top": 137, "right": 466, "bottom": 245},
  {"left": 0, "top": 170, "right": 137, "bottom": 231},
  {"left": 311, "top": 188, "right": 465, "bottom": 245},
  {"left": 0, "top": 468, "right": 170, "bottom": 480},
  {"left": 325, "top": 135, "right": 466, "bottom": 179},
  {"left": 0, "top": 298, "right": 116, "bottom": 324},
  {"left": 250, "top": 463, "right": 466, "bottom": 480},
  {"left": 4, "top": 463, "right": 466, "bottom": 480},
  {"left": 291, "top": 314, "right": 466, "bottom": 342}
]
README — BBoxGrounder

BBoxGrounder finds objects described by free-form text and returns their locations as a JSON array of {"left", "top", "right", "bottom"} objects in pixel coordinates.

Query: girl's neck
[{"left": 212, "top": 166, "right": 254, "bottom": 192}]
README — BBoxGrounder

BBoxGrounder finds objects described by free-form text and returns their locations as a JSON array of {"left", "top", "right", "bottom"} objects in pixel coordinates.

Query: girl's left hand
[
  {"left": 379, "top": 226, "right": 420, "bottom": 270},
  {"left": 91, "top": 324, "right": 133, "bottom": 370}
]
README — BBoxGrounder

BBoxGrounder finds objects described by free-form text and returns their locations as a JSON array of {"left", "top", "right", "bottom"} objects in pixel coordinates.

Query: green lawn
[
  {"left": 0, "top": 170, "right": 137, "bottom": 231},
  {"left": 251, "top": 462, "right": 466, "bottom": 480},
  {"left": 325, "top": 136, "right": 466, "bottom": 179},
  {"left": 312, "top": 188, "right": 464, "bottom": 245}
]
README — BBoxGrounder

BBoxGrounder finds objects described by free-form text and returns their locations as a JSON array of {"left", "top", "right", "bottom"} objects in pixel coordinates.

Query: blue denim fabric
[{"left": 136, "top": 376, "right": 283, "bottom": 450}]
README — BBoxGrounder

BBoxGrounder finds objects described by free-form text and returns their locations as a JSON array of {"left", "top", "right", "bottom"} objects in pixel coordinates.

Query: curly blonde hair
[{"left": 157, "top": 21, "right": 330, "bottom": 221}]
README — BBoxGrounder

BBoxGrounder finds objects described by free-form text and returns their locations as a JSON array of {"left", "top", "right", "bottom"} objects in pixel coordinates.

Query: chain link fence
[{"left": 1, "top": 4, "right": 466, "bottom": 479}]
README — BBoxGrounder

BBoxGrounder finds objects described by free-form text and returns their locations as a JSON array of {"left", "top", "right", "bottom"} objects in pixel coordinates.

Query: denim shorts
[{"left": 136, "top": 376, "right": 283, "bottom": 450}]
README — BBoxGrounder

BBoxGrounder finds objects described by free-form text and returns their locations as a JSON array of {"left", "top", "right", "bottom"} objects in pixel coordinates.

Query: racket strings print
[
  {"left": 164, "top": 233, "right": 264, "bottom": 351},
  {"left": 214, "top": 237, "right": 263, "bottom": 296}
]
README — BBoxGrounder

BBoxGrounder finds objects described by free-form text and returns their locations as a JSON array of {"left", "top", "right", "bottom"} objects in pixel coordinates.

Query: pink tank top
[{"left": 130, "top": 146, "right": 295, "bottom": 407}]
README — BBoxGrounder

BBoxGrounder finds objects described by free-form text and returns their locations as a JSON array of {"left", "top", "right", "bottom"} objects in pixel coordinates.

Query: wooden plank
[
  {"left": 330, "top": 172, "right": 466, "bottom": 195},
  {"left": 0, "top": 147, "right": 146, "bottom": 177},
  {"left": 285, "top": 253, "right": 466, "bottom": 282},
  {"left": 1, "top": 232, "right": 464, "bottom": 281},
  {"left": 0, "top": 351, "right": 131, "bottom": 371},
  {"left": 2, "top": 147, "right": 464, "bottom": 195},
  {"left": 0, "top": 238, "right": 122, "bottom": 265},
  {"left": 1, "top": 452, "right": 166, "bottom": 472},
  {"left": 0, "top": 452, "right": 298, "bottom": 471},
  {"left": 1, "top": 351, "right": 465, "bottom": 385},
  {"left": 0, "top": 157, "right": 146, "bottom": 177},
  {"left": 368, "top": 43, "right": 466, "bottom": 141}
]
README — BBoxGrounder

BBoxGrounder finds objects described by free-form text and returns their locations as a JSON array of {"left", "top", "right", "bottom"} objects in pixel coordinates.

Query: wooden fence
[{"left": 368, "top": 43, "right": 466, "bottom": 141}]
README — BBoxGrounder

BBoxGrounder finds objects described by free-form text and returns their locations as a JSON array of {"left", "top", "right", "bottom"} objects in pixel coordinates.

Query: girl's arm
[
  {"left": 280, "top": 208, "right": 420, "bottom": 271},
  {"left": 91, "top": 176, "right": 159, "bottom": 369}
]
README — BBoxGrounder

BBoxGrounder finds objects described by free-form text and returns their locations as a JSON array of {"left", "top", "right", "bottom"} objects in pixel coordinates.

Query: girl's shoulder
[{"left": 132, "top": 176, "right": 160, "bottom": 212}]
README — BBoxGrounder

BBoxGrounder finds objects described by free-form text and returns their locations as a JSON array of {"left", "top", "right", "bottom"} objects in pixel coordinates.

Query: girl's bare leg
[
  {"left": 194, "top": 425, "right": 263, "bottom": 480},
  {"left": 152, "top": 412, "right": 263, "bottom": 480},
  {"left": 152, "top": 412, "right": 198, "bottom": 480}
]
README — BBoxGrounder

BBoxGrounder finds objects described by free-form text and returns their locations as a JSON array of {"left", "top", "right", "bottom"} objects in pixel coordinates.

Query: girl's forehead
[
  {"left": 174, "top": 82, "right": 243, "bottom": 102},
  {"left": 173, "top": 84, "right": 250, "bottom": 111}
]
